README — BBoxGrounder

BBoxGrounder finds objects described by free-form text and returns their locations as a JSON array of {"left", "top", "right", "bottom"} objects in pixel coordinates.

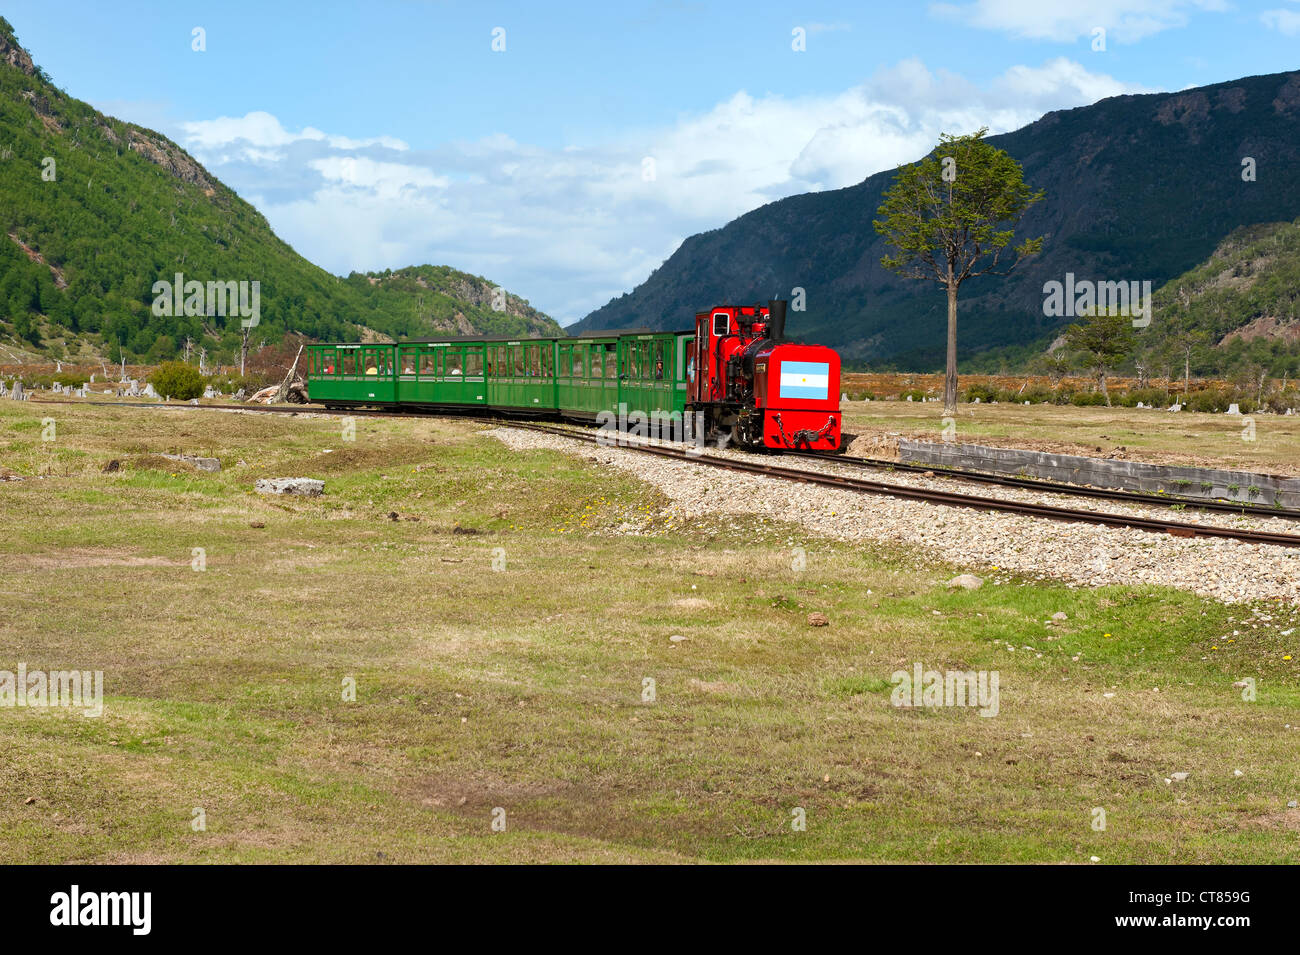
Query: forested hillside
[
  {"left": 343, "top": 266, "right": 561, "bottom": 340},
  {"left": 1145, "top": 218, "right": 1300, "bottom": 378}
]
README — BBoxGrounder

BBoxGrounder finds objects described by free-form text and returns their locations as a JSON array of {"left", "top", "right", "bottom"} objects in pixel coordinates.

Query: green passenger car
[
  {"left": 305, "top": 344, "right": 397, "bottom": 405},
  {"left": 306, "top": 329, "right": 689, "bottom": 424},
  {"left": 394, "top": 342, "right": 488, "bottom": 408}
]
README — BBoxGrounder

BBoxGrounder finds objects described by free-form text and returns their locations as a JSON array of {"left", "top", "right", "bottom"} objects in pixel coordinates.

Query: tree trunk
[
  {"left": 1099, "top": 369, "right": 1110, "bottom": 406},
  {"left": 274, "top": 345, "right": 305, "bottom": 403},
  {"left": 1183, "top": 347, "right": 1190, "bottom": 402},
  {"left": 240, "top": 327, "right": 249, "bottom": 377},
  {"left": 943, "top": 281, "right": 958, "bottom": 415}
]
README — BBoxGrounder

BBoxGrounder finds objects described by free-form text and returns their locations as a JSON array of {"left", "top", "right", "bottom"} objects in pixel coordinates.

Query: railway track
[
  {"left": 35, "top": 398, "right": 1300, "bottom": 548},
  {"left": 504, "top": 421, "right": 1300, "bottom": 550}
]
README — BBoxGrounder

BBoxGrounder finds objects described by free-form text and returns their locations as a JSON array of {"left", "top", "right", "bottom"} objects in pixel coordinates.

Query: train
[{"left": 305, "top": 299, "right": 842, "bottom": 451}]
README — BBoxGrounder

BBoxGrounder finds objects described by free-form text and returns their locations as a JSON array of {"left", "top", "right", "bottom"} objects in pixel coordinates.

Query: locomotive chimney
[{"left": 767, "top": 299, "right": 787, "bottom": 341}]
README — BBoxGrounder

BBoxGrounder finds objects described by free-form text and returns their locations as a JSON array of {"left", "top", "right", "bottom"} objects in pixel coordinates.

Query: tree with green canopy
[
  {"left": 1064, "top": 310, "right": 1136, "bottom": 407},
  {"left": 874, "top": 128, "right": 1044, "bottom": 414}
]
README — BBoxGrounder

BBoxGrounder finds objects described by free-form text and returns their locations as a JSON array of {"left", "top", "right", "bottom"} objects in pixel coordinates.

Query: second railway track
[{"left": 789, "top": 448, "right": 1300, "bottom": 520}]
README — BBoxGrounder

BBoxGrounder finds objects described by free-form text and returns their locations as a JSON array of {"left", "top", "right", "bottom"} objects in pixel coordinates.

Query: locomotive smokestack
[{"left": 767, "top": 299, "right": 787, "bottom": 341}]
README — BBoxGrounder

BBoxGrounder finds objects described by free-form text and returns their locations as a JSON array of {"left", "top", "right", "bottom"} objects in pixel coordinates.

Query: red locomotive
[{"left": 686, "top": 299, "right": 842, "bottom": 451}]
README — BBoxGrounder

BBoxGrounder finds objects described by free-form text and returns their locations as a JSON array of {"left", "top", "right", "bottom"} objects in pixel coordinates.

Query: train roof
[{"left": 312, "top": 328, "right": 692, "bottom": 346}]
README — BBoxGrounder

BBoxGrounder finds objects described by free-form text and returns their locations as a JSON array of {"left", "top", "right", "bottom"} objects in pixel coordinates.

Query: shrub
[
  {"left": 1264, "top": 390, "right": 1300, "bottom": 414},
  {"left": 899, "top": 388, "right": 927, "bottom": 401},
  {"left": 203, "top": 372, "right": 267, "bottom": 395},
  {"left": 149, "top": 361, "right": 205, "bottom": 400},
  {"left": 963, "top": 383, "right": 1002, "bottom": 403},
  {"left": 1123, "top": 387, "right": 1172, "bottom": 408},
  {"left": 1185, "top": 388, "right": 1234, "bottom": 413},
  {"left": 1070, "top": 391, "right": 1106, "bottom": 406},
  {"left": 235, "top": 370, "right": 277, "bottom": 392}
]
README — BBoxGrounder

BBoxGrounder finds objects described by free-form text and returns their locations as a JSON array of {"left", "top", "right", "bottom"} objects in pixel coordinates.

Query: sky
[{"left": 7, "top": 1, "right": 1300, "bottom": 325}]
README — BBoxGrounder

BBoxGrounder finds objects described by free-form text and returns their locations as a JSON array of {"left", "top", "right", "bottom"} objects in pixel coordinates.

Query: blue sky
[{"left": 7, "top": 1, "right": 1300, "bottom": 324}]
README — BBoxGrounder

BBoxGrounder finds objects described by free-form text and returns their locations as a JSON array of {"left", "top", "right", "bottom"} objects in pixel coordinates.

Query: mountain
[
  {"left": 343, "top": 266, "right": 561, "bottom": 340},
  {"left": 571, "top": 70, "right": 1300, "bottom": 374},
  {"left": 0, "top": 17, "right": 558, "bottom": 365}
]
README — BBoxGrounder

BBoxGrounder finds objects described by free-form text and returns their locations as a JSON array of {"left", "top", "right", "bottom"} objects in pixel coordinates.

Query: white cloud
[
  {"left": 308, "top": 157, "right": 448, "bottom": 199},
  {"left": 1262, "top": 6, "right": 1300, "bottom": 36},
  {"left": 930, "top": 0, "right": 1227, "bottom": 43},
  {"left": 322, "top": 132, "right": 410, "bottom": 151},
  {"left": 994, "top": 57, "right": 1148, "bottom": 103},
  {"left": 180, "top": 111, "right": 409, "bottom": 159},
  {"left": 177, "top": 59, "right": 1149, "bottom": 325},
  {"left": 181, "top": 111, "right": 319, "bottom": 149}
]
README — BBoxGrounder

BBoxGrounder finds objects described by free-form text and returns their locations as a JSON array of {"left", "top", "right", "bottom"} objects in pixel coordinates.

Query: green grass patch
[{"left": 0, "top": 402, "right": 1296, "bottom": 863}]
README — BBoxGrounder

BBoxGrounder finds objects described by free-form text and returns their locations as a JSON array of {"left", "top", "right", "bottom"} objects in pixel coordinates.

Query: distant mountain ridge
[
  {"left": 572, "top": 69, "right": 1300, "bottom": 374},
  {"left": 0, "top": 17, "right": 558, "bottom": 364},
  {"left": 344, "top": 266, "right": 561, "bottom": 340}
]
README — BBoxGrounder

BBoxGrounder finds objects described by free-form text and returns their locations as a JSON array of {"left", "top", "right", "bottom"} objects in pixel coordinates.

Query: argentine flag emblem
[{"left": 778, "top": 361, "right": 829, "bottom": 400}]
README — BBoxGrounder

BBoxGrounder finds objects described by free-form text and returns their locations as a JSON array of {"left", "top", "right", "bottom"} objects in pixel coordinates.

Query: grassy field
[
  {"left": 842, "top": 399, "right": 1300, "bottom": 476},
  {"left": 1, "top": 400, "right": 1297, "bottom": 863}
]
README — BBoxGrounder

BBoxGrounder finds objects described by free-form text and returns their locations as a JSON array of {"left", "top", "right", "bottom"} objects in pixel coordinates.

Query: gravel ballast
[{"left": 489, "top": 426, "right": 1300, "bottom": 605}]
